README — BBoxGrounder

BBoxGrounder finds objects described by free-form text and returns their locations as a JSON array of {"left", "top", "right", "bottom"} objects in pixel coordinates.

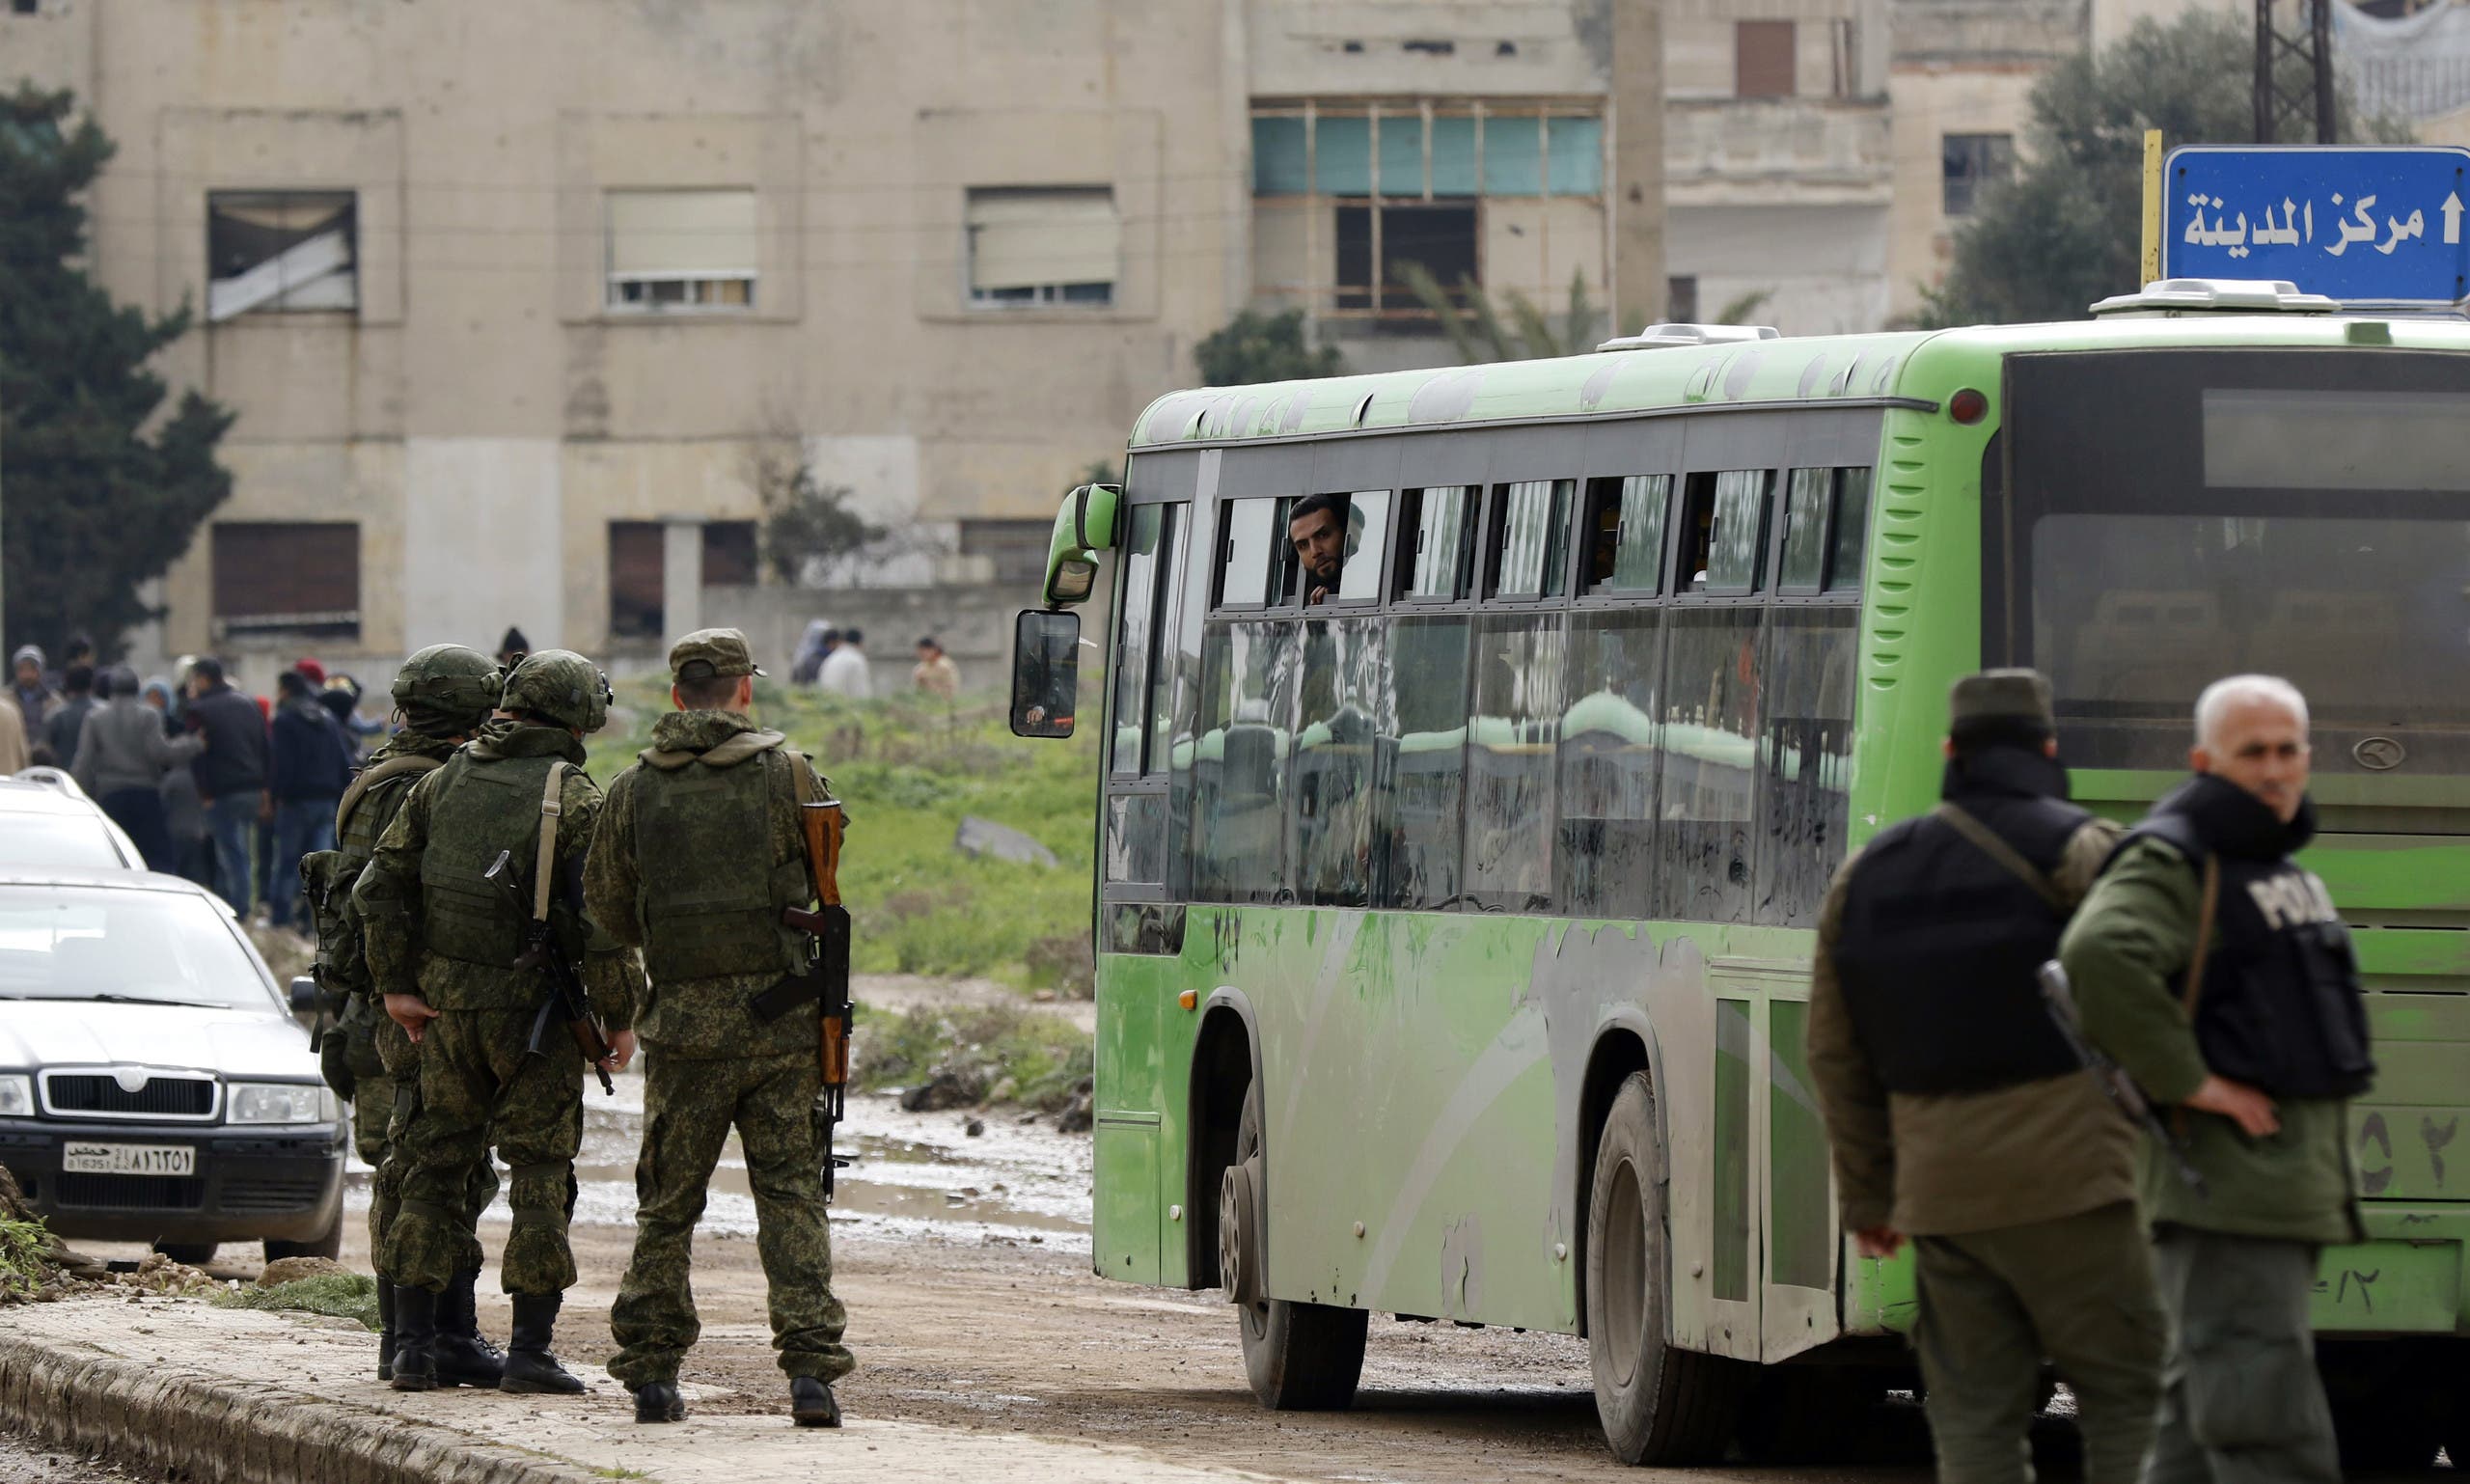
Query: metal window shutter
[
  {"left": 968, "top": 190, "right": 1119, "bottom": 289},
  {"left": 607, "top": 189, "right": 757, "bottom": 277}
]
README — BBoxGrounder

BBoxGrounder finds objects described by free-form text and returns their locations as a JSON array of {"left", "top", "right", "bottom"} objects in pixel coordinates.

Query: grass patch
[
  {"left": 0, "top": 1215, "right": 50, "bottom": 1300},
  {"left": 586, "top": 679, "right": 1101, "bottom": 987},
  {"left": 592, "top": 1469, "right": 653, "bottom": 1481},
  {"left": 855, "top": 1001, "right": 1093, "bottom": 1111},
  {"left": 211, "top": 1272, "right": 382, "bottom": 1332}
]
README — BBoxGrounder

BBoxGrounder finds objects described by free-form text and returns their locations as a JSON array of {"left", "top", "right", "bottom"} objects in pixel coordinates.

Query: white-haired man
[{"left": 2061, "top": 675, "right": 2372, "bottom": 1484}]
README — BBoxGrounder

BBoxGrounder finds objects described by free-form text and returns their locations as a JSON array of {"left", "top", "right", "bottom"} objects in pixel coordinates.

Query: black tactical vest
[
  {"left": 2119, "top": 775, "right": 2374, "bottom": 1101},
  {"left": 1831, "top": 747, "right": 2090, "bottom": 1094}
]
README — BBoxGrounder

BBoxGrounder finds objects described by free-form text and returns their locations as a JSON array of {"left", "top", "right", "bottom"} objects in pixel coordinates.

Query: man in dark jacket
[
  {"left": 185, "top": 657, "right": 271, "bottom": 915},
  {"left": 1808, "top": 671, "right": 2161, "bottom": 1484},
  {"left": 269, "top": 669, "right": 354, "bottom": 930},
  {"left": 74, "top": 665, "right": 203, "bottom": 869},
  {"left": 2063, "top": 674, "right": 2368, "bottom": 1484},
  {"left": 44, "top": 665, "right": 96, "bottom": 773}
]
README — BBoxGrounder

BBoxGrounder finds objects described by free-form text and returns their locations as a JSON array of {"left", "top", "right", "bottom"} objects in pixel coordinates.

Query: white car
[
  {"left": 0, "top": 868, "right": 345, "bottom": 1263},
  {"left": 0, "top": 769, "right": 144, "bottom": 872}
]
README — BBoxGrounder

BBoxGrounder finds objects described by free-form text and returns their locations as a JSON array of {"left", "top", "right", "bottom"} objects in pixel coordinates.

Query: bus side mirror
[{"left": 1009, "top": 609, "right": 1081, "bottom": 739}]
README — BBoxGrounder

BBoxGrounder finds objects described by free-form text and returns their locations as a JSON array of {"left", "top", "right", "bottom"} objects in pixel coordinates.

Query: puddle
[{"left": 345, "top": 1082, "right": 1092, "bottom": 1252}]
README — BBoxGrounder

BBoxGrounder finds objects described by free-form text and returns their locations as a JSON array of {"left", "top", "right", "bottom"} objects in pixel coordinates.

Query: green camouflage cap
[
  {"left": 1949, "top": 669, "right": 2055, "bottom": 732},
  {"left": 668, "top": 627, "right": 765, "bottom": 682}
]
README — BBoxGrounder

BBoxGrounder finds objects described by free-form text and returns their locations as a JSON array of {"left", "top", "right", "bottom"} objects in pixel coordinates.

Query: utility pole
[{"left": 2255, "top": 0, "right": 2338, "bottom": 146}]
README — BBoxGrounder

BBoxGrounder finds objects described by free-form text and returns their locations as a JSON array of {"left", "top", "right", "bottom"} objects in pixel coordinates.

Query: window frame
[{"left": 206, "top": 189, "right": 360, "bottom": 322}]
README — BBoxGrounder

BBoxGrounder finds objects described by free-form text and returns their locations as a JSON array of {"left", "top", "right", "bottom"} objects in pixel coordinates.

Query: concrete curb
[{"left": 0, "top": 1331, "right": 600, "bottom": 1484}]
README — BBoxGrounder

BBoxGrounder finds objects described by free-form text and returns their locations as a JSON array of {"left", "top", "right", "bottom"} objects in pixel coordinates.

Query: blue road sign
[{"left": 2164, "top": 145, "right": 2470, "bottom": 304}]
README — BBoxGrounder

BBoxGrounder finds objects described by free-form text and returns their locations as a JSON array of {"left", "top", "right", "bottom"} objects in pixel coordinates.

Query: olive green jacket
[
  {"left": 1807, "top": 816, "right": 2136, "bottom": 1236},
  {"left": 582, "top": 709, "right": 830, "bottom": 1060},
  {"left": 353, "top": 721, "right": 640, "bottom": 1030},
  {"left": 2059, "top": 836, "right": 2362, "bottom": 1246}
]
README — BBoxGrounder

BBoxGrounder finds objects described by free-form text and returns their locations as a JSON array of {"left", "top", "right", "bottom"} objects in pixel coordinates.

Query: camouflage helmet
[
  {"left": 391, "top": 645, "right": 501, "bottom": 729},
  {"left": 501, "top": 648, "right": 612, "bottom": 733}
]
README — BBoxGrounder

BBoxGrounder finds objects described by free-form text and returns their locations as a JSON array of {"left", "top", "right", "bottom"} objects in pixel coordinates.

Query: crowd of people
[{"left": 0, "top": 637, "right": 378, "bottom": 926}]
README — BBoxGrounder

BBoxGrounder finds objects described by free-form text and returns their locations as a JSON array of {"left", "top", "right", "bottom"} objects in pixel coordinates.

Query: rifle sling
[
  {"left": 1933, "top": 802, "right": 2068, "bottom": 912},
  {"left": 533, "top": 761, "right": 567, "bottom": 923}
]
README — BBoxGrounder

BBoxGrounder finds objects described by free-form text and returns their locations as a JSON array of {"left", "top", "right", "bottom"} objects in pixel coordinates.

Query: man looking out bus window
[
  {"left": 1287, "top": 493, "right": 1350, "bottom": 605},
  {"left": 1808, "top": 670, "right": 2164, "bottom": 1484},
  {"left": 2062, "top": 675, "right": 2370, "bottom": 1484}
]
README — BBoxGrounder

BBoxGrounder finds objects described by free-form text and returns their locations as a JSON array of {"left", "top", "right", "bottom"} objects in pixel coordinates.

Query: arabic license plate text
[{"left": 62, "top": 1142, "right": 194, "bottom": 1177}]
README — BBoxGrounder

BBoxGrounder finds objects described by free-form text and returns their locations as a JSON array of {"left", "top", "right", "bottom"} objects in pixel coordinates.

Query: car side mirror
[
  {"left": 288, "top": 976, "right": 320, "bottom": 1014},
  {"left": 1009, "top": 609, "right": 1081, "bottom": 739}
]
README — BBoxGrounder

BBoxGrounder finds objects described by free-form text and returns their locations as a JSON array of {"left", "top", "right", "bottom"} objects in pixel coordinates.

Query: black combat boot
[
  {"left": 389, "top": 1284, "right": 438, "bottom": 1392},
  {"left": 498, "top": 1293, "right": 585, "bottom": 1394},
  {"left": 375, "top": 1279, "right": 396, "bottom": 1383},
  {"left": 633, "top": 1381, "right": 686, "bottom": 1424},
  {"left": 789, "top": 1376, "right": 841, "bottom": 1428},
  {"left": 433, "top": 1268, "right": 507, "bottom": 1388}
]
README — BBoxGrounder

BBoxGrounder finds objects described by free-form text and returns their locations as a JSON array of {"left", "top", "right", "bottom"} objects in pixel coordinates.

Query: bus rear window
[{"left": 2003, "top": 348, "right": 2470, "bottom": 772}]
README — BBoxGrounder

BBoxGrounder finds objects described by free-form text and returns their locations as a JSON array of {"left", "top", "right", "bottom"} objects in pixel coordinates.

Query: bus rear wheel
[
  {"left": 1585, "top": 1071, "right": 1745, "bottom": 1465},
  {"left": 1225, "top": 1082, "right": 1365, "bottom": 1410}
]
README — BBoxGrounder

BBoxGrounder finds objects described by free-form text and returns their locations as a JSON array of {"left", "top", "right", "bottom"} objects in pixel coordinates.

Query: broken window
[
  {"left": 606, "top": 188, "right": 757, "bottom": 311},
  {"left": 701, "top": 521, "right": 758, "bottom": 586},
  {"left": 206, "top": 191, "right": 357, "bottom": 321},
  {"left": 608, "top": 522, "right": 666, "bottom": 640},
  {"left": 1941, "top": 133, "right": 2016, "bottom": 217},
  {"left": 967, "top": 187, "right": 1118, "bottom": 308},
  {"left": 209, "top": 523, "right": 360, "bottom": 639},
  {"left": 1334, "top": 203, "right": 1477, "bottom": 312}
]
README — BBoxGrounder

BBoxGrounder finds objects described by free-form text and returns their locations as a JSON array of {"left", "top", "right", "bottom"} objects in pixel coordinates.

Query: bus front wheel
[
  {"left": 1585, "top": 1071, "right": 1745, "bottom": 1465},
  {"left": 1228, "top": 1082, "right": 1366, "bottom": 1410}
]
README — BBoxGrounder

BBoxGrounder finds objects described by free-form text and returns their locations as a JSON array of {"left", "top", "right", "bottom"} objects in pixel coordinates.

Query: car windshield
[
  {"left": 0, "top": 814, "right": 126, "bottom": 870},
  {"left": 0, "top": 887, "right": 270, "bottom": 1008}
]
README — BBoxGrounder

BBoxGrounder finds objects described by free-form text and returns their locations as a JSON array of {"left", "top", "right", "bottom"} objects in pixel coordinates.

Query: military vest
[
  {"left": 420, "top": 750, "right": 563, "bottom": 970},
  {"left": 1832, "top": 749, "right": 2090, "bottom": 1095},
  {"left": 2121, "top": 776, "right": 2374, "bottom": 1101},
  {"left": 632, "top": 729, "right": 810, "bottom": 983},
  {"left": 306, "top": 752, "right": 445, "bottom": 995}
]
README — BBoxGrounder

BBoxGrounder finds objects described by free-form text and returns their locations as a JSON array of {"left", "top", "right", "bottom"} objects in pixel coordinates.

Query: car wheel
[
  {"left": 264, "top": 1212, "right": 343, "bottom": 1263},
  {"left": 152, "top": 1241, "right": 216, "bottom": 1265}
]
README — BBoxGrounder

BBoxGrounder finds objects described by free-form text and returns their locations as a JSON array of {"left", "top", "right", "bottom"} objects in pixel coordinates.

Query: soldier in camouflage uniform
[
  {"left": 585, "top": 629, "right": 853, "bottom": 1427},
  {"left": 301, "top": 645, "right": 507, "bottom": 1385},
  {"left": 354, "top": 650, "right": 644, "bottom": 1394}
]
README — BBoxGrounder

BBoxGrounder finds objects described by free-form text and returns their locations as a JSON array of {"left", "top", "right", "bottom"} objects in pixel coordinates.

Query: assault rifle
[
  {"left": 750, "top": 796, "right": 853, "bottom": 1199},
  {"left": 485, "top": 848, "right": 617, "bottom": 1096},
  {"left": 2038, "top": 960, "right": 2204, "bottom": 1195}
]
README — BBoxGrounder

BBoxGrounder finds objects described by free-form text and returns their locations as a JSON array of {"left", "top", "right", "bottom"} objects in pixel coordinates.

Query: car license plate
[{"left": 62, "top": 1142, "right": 194, "bottom": 1177}]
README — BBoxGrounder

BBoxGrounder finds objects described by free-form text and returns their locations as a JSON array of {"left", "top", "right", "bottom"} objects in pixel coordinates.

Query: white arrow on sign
[{"left": 2445, "top": 192, "right": 2464, "bottom": 246}]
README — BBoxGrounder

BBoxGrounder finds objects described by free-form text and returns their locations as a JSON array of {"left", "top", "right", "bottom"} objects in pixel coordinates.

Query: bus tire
[
  {"left": 1231, "top": 1082, "right": 1366, "bottom": 1411},
  {"left": 1585, "top": 1071, "right": 1744, "bottom": 1466}
]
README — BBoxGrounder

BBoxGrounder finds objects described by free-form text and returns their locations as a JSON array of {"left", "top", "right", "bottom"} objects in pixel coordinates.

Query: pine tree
[{"left": 0, "top": 86, "right": 233, "bottom": 659}]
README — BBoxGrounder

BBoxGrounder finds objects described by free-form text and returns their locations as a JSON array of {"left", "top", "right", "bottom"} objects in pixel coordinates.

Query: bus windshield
[{"left": 2001, "top": 348, "right": 2470, "bottom": 773}]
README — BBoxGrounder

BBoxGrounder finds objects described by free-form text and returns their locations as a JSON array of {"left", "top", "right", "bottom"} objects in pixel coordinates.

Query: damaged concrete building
[{"left": 1, "top": 0, "right": 1661, "bottom": 680}]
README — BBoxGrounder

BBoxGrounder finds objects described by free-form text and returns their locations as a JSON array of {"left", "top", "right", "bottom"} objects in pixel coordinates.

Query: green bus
[{"left": 1006, "top": 286, "right": 2470, "bottom": 1466}]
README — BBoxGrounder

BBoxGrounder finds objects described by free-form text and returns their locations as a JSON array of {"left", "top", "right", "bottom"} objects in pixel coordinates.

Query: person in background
[
  {"left": 44, "top": 664, "right": 96, "bottom": 774},
  {"left": 497, "top": 627, "right": 531, "bottom": 671},
  {"left": 2062, "top": 676, "right": 2369, "bottom": 1484},
  {"left": 73, "top": 664, "right": 203, "bottom": 870},
  {"left": 60, "top": 633, "right": 96, "bottom": 677},
  {"left": 12, "top": 646, "right": 56, "bottom": 726},
  {"left": 321, "top": 673, "right": 385, "bottom": 757},
  {"left": 0, "top": 690, "right": 28, "bottom": 775},
  {"left": 790, "top": 620, "right": 835, "bottom": 687},
  {"left": 911, "top": 636, "right": 960, "bottom": 701},
  {"left": 185, "top": 657, "right": 271, "bottom": 916},
  {"left": 149, "top": 675, "right": 215, "bottom": 891},
  {"left": 268, "top": 669, "right": 354, "bottom": 931},
  {"left": 818, "top": 627, "right": 871, "bottom": 700}
]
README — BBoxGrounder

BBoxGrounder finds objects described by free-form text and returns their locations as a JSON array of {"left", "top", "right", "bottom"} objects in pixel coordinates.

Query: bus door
[{"left": 1702, "top": 956, "right": 1841, "bottom": 1363}]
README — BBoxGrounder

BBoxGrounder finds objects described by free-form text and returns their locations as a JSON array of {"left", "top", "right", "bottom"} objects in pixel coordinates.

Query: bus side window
[
  {"left": 1486, "top": 480, "right": 1575, "bottom": 599},
  {"left": 1582, "top": 474, "right": 1670, "bottom": 595},
  {"left": 1826, "top": 468, "right": 1872, "bottom": 592},
  {"left": 1466, "top": 615, "right": 1566, "bottom": 910},
  {"left": 1657, "top": 606, "right": 1764, "bottom": 923},
  {"left": 1394, "top": 486, "right": 1477, "bottom": 601},
  {"left": 1757, "top": 607, "right": 1857, "bottom": 927},
  {"left": 1191, "top": 620, "right": 1300, "bottom": 904},
  {"left": 1557, "top": 609, "right": 1662, "bottom": 918},
  {"left": 1678, "top": 470, "right": 1773, "bottom": 593},
  {"left": 1376, "top": 617, "right": 1470, "bottom": 910},
  {"left": 1781, "top": 466, "right": 1873, "bottom": 595},
  {"left": 1217, "top": 498, "right": 1281, "bottom": 607},
  {"left": 1291, "top": 618, "right": 1385, "bottom": 907}
]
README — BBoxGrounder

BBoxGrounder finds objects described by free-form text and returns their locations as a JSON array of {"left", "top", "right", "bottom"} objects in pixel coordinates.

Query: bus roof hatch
[
  {"left": 2088, "top": 278, "right": 2342, "bottom": 317},
  {"left": 1595, "top": 322, "right": 1783, "bottom": 352}
]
